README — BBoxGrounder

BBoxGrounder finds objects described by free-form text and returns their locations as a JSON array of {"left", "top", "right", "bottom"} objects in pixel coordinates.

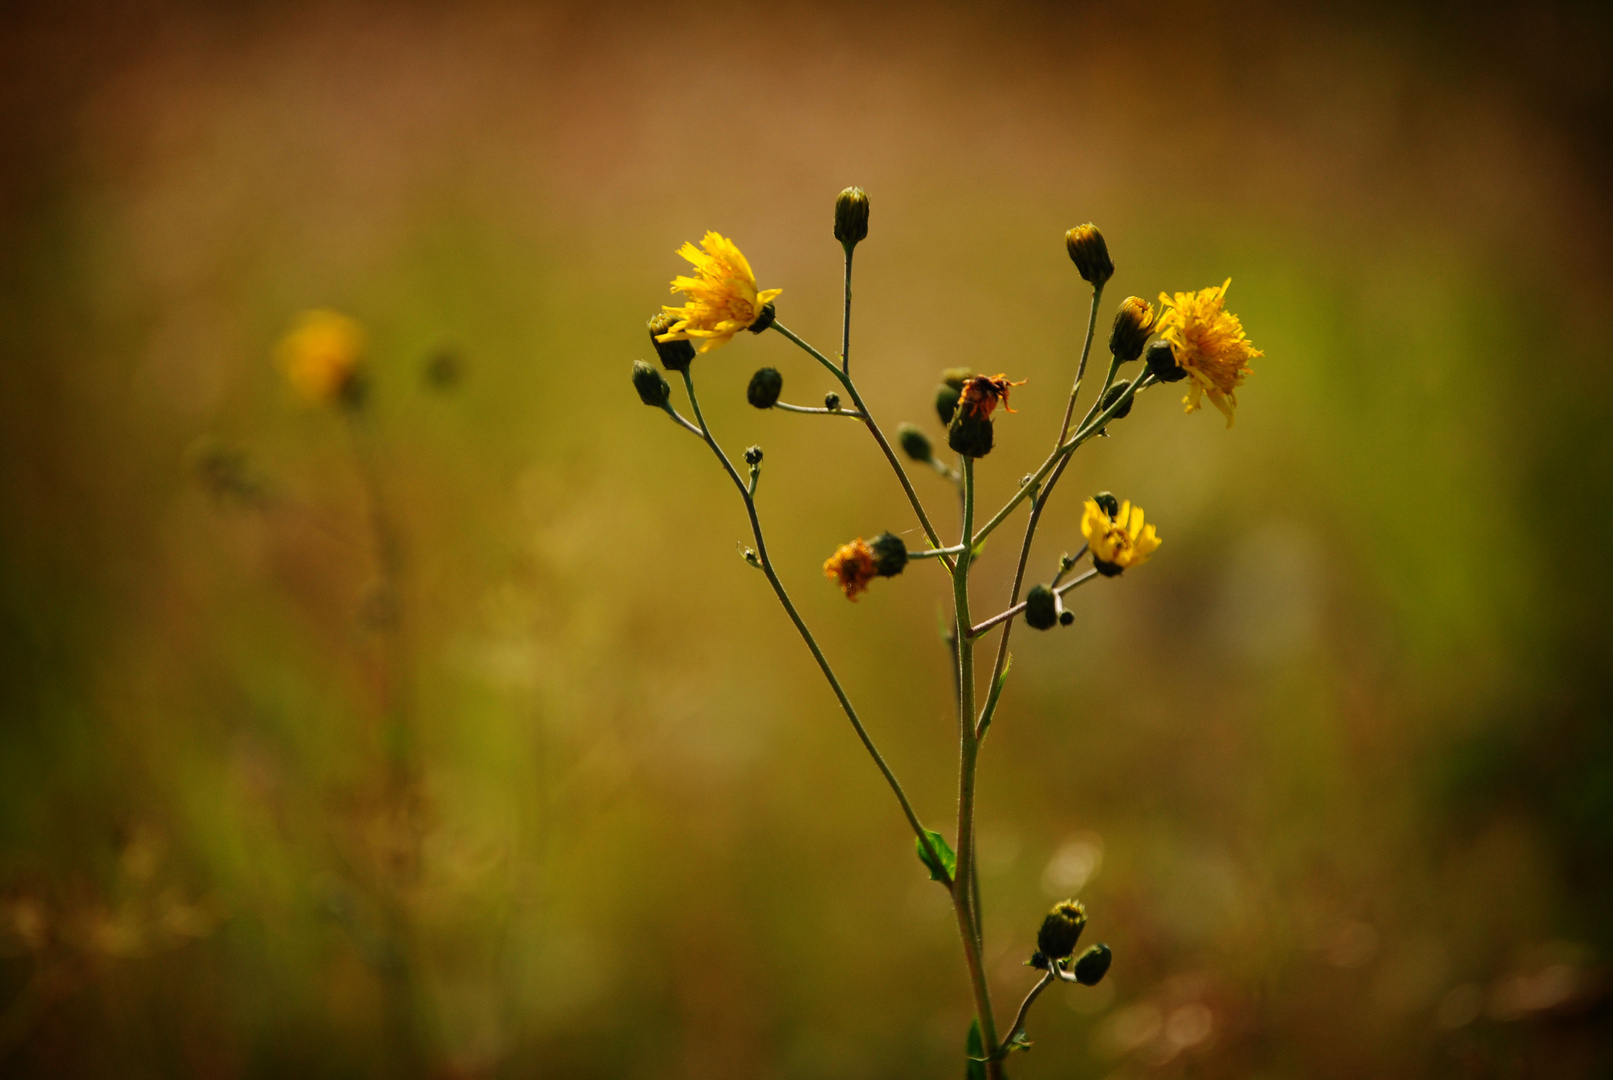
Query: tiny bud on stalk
[
  {"left": 632, "top": 360, "right": 671, "bottom": 407},
  {"left": 743, "top": 445, "right": 764, "bottom": 466},
  {"left": 834, "top": 187, "right": 870, "bottom": 248}
]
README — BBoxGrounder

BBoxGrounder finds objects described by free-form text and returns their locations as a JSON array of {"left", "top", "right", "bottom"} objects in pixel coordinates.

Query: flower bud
[
  {"left": 1145, "top": 339, "right": 1187, "bottom": 383},
  {"left": 632, "top": 360, "right": 671, "bottom": 408},
  {"left": 1023, "top": 584, "right": 1058, "bottom": 631},
  {"left": 897, "top": 422, "right": 934, "bottom": 462},
  {"left": 743, "top": 445, "right": 764, "bottom": 466},
  {"left": 1073, "top": 943, "right": 1112, "bottom": 986},
  {"left": 648, "top": 311, "right": 696, "bottom": 372},
  {"left": 1100, "top": 380, "right": 1134, "bottom": 420},
  {"left": 1065, "top": 224, "right": 1114, "bottom": 288},
  {"left": 747, "top": 367, "right": 783, "bottom": 408},
  {"left": 747, "top": 300, "right": 777, "bottom": 335},
  {"left": 1058, "top": 610, "right": 1075, "bottom": 626},
  {"left": 1037, "top": 900, "right": 1087, "bottom": 961},
  {"left": 868, "top": 532, "right": 908, "bottom": 577},
  {"left": 834, "top": 186, "right": 870, "bottom": 248},
  {"left": 941, "top": 367, "right": 973, "bottom": 390},
  {"left": 947, "top": 409, "right": 994, "bottom": 458},
  {"left": 1092, "top": 491, "right": 1120, "bottom": 518},
  {"left": 935, "top": 383, "right": 962, "bottom": 426},
  {"left": 1108, "top": 296, "right": 1154, "bottom": 362},
  {"left": 824, "top": 392, "right": 841, "bottom": 412}
]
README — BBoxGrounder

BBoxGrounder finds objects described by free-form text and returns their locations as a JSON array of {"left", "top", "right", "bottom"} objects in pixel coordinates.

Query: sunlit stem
[
  {"left": 773, "top": 401, "right": 866, "bottom": 418},
  {"left": 677, "top": 369, "right": 951, "bottom": 885},
  {"left": 950, "top": 457, "right": 1003, "bottom": 1078},
  {"left": 1051, "top": 544, "right": 1089, "bottom": 589},
  {"left": 968, "top": 567, "right": 1099, "bottom": 639},
  {"left": 975, "top": 284, "right": 1103, "bottom": 736},
  {"left": 911, "top": 543, "right": 967, "bottom": 560},
  {"left": 970, "top": 371, "right": 1158, "bottom": 549},
  {"left": 771, "top": 321, "right": 954, "bottom": 572}
]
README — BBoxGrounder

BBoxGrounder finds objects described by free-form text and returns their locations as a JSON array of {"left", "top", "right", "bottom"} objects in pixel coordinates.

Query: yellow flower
[
  {"left": 824, "top": 538, "right": 878, "bottom": 601},
  {"left": 1081, "top": 498, "right": 1160, "bottom": 576},
  {"left": 1155, "top": 279, "right": 1262, "bottom": 426},
  {"left": 657, "top": 232, "right": 783, "bottom": 354},
  {"left": 276, "top": 310, "right": 365, "bottom": 406}
]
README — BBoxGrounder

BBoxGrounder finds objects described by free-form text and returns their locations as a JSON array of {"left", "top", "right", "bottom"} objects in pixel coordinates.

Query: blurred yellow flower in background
[
  {"left": 276, "top": 309, "right": 366, "bottom": 406},
  {"left": 1081, "top": 497, "right": 1161, "bottom": 576},
  {"left": 657, "top": 232, "right": 782, "bottom": 354},
  {"left": 1156, "top": 279, "right": 1261, "bottom": 426}
]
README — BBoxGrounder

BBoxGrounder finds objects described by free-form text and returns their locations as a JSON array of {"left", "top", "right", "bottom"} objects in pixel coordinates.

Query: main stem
[
  {"left": 678, "top": 370, "right": 949, "bottom": 881},
  {"left": 952, "top": 458, "right": 1003, "bottom": 1078}
]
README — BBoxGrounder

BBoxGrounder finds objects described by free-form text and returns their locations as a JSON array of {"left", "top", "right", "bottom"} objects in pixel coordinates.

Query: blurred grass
[{"left": 1, "top": 1, "right": 1611, "bottom": 1076}]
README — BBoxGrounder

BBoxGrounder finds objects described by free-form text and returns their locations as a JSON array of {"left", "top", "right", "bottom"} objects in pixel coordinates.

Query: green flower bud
[
  {"left": 935, "top": 383, "right": 962, "bottom": 426},
  {"left": 834, "top": 186, "right": 870, "bottom": 247},
  {"left": 868, "top": 532, "right": 908, "bottom": 577},
  {"left": 1108, "top": 296, "right": 1154, "bottom": 363},
  {"left": 824, "top": 391, "right": 841, "bottom": 412},
  {"left": 747, "top": 300, "right": 777, "bottom": 335},
  {"left": 1024, "top": 584, "right": 1058, "bottom": 631},
  {"left": 1065, "top": 224, "right": 1114, "bottom": 288},
  {"left": 1058, "top": 610, "right": 1075, "bottom": 626},
  {"left": 648, "top": 312, "right": 696, "bottom": 372},
  {"left": 632, "top": 360, "right": 671, "bottom": 408},
  {"left": 1092, "top": 491, "right": 1120, "bottom": 518},
  {"left": 1073, "top": 943, "right": 1112, "bottom": 986},
  {"left": 1100, "top": 380, "right": 1134, "bottom": 420},
  {"left": 942, "top": 367, "right": 973, "bottom": 390},
  {"left": 1037, "top": 900, "right": 1087, "bottom": 961},
  {"left": 1145, "top": 339, "right": 1187, "bottom": 383},
  {"left": 743, "top": 445, "right": 764, "bottom": 466},
  {"left": 897, "top": 422, "right": 933, "bottom": 463},
  {"left": 947, "top": 409, "right": 994, "bottom": 458},
  {"left": 747, "top": 367, "right": 783, "bottom": 408}
]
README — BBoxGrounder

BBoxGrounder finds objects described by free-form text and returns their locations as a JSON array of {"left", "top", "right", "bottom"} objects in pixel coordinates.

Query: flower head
[
  {"left": 1081, "top": 498, "right": 1161, "bottom": 576},
  {"left": 1155, "top": 279, "right": 1261, "bottom": 426},
  {"left": 276, "top": 310, "right": 365, "bottom": 406},
  {"left": 824, "top": 538, "right": 878, "bottom": 600},
  {"left": 958, "top": 373, "right": 1027, "bottom": 420},
  {"left": 657, "top": 232, "right": 782, "bottom": 354},
  {"left": 1108, "top": 296, "right": 1155, "bottom": 362}
]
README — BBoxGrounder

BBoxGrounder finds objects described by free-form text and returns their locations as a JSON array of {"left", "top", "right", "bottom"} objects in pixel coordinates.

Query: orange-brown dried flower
[{"left": 824, "top": 538, "right": 878, "bottom": 600}]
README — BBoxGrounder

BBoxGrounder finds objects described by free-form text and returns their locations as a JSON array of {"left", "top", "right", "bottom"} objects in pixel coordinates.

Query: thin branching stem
[
  {"left": 911, "top": 544, "right": 967, "bottom": 560},
  {"left": 773, "top": 401, "right": 866, "bottom": 418},
  {"left": 772, "top": 321, "right": 954, "bottom": 572},
  {"left": 677, "top": 369, "right": 950, "bottom": 885},
  {"left": 950, "top": 458, "right": 1004, "bottom": 1078},
  {"left": 975, "top": 284, "right": 1104, "bottom": 736},
  {"left": 841, "top": 245, "right": 853, "bottom": 376},
  {"left": 997, "top": 969, "right": 1057, "bottom": 1060},
  {"left": 968, "top": 568, "right": 1100, "bottom": 638}
]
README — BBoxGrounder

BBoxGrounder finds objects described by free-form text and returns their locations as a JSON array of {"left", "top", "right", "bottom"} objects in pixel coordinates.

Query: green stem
[
  {"left": 678, "top": 369, "right": 950, "bottom": 884},
  {"left": 773, "top": 401, "right": 865, "bottom": 418},
  {"left": 841, "top": 245, "right": 853, "bottom": 376},
  {"left": 772, "top": 322, "right": 953, "bottom": 571},
  {"left": 976, "top": 284, "right": 1102, "bottom": 738},
  {"left": 951, "top": 458, "right": 1002, "bottom": 1078}
]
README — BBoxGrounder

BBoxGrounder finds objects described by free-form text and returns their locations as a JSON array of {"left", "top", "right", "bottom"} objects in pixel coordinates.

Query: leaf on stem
[
  {"left": 966, "top": 1019, "right": 987, "bottom": 1080},
  {"left": 977, "top": 656, "right": 1013, "bottom": 740},
  {"left": 917, "top": 829, "right": 956, "bottom": 884}
]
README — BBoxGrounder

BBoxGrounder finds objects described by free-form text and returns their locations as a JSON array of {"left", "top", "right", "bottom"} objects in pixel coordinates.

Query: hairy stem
[
  {"left": 951, "top": 458, "right": 1003, "bottom": 1078},
  {"left": 772, "top": 322, "right": 953, "bottom": 571},
  {"left": 678, "top": 369, "right": 950, "bottom": 883}
]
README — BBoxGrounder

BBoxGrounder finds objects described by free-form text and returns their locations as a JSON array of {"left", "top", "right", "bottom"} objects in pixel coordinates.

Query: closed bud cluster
[
  {"left": 1145, "top": 339, "right": 1187, "bottom": 383},
  {"left": 632, "top": 360, "right": 671, "bottom": 408},
  {"left": 1065, "top": 224, "right": 1114, "bottom": 288},
  {"left": 1037, "top": 900, "right": 1088, "bottom": 961},
  {"left": 897, "top": 422, "right": 934, "bottom": 463},
  {"left": 868, "top": 533, "right": 908, "bottom": 578},
  {"left": 748, "top": 367, "right": 783, "bottom": 408},
  {"left": 1024, "top": 584, "right": 1058, "bottom": 631},
  {"left": 648, "top": 311, "right": 697, "bottom": 372},
  {"left": 1109, "top": 296, "right": 1155, "bottom": 362},
  {"left": 834, "top": 187, "right": 870, "bottom": 248}
]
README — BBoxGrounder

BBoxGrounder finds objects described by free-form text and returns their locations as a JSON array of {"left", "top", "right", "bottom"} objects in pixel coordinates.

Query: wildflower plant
[{"left": 632, "top": 189, "right": 1259, "bottom": 1074}]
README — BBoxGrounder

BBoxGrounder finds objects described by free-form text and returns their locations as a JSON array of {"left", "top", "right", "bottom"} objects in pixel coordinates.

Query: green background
[{"left": 2, "top": 2, "right": 1610, "bottom": 1075}]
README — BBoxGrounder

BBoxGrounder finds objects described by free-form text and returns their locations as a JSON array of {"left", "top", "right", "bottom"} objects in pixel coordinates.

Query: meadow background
[{"left": 2, "top": 2, "right": 1611, "bottom": 1076}]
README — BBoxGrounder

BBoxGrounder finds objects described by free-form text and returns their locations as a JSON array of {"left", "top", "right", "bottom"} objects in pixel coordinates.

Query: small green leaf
[
  {"left": 977, "top": 655, "right": 1013, "bottom": 740},
  {"left": 965, "top": 1019, "right": 986, "bottom": 1080},
  {"left": 917, "top": 829, "right": 956, "bottom": 884}
]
